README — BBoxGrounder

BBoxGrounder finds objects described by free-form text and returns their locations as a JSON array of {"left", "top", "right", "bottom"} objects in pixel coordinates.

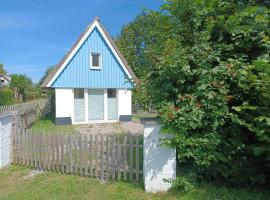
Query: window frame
[{"left": 90, "top": 52, "right": 102, "bottom": 69}]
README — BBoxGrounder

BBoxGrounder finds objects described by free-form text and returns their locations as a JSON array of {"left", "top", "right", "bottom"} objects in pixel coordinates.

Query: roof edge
[{"left": 41, "top": 17, "right": 138, "bottom": 88}]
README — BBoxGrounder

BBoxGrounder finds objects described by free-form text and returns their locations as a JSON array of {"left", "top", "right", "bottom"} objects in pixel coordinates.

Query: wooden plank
[
  {"left": 111, "top": 135, "right": 116, "bottom": 180},
  {"left": 67, "top": 134, "right": 71, "bottom": 173},
  {"left": 38, "top": 133, "right": 42, "bottom": 169},
  {"left": 26, "top": 131, "right": 30, "bottom": 167},
  {"left": 30, "top": 132, "right": 34, "bottom": 168},
  {"left": 95, "top": 134, "right": 99, "bottom": 178},
  {"left": 117, "top": 135, "right": 121, "bottom": 180},
  {"left": 56, "top": 134, "right": 60, "bottom": 172},
  {"left": 129, "top": 135, "right": 133, "bottom": 182},
  {"left": 89, "top": 134, "right": 93, "bottom": 177},
  {"left": 34, "top": 133, "right": 38, "bottom": 169},
  {"left": 51, "top": 134, "right": 55, "bottom": 171},
  {"left": 13, "top": 127, "right": 17, "bottom": 164},
  {"left": 48, "top": 134, "right": 52, "bottom": 171},
  {"left": 65, "top": 134, "right": 69, "bottom": 173},
  {"left": 83, "top": 134, "right": 88, "bottom": 176},
  {"left": 106, "top": 135, "right": 110, "bottom": 179},
  {"left": 15, "top": 127, "right": 19, "bottom": 164},
  {"left": 43, "top": 133, "right": 47, "bottom": 170},
  {"left": 135, "top": 135, "right": 140, "bottom": 182},
  {"left": 14, "top": 127, "right": 18, "bottom": 164},
  {"left": 69, "top": 135, "right": 73, "bottom": 174},
  {"left": 100, "top": 134, "right": 104, "bottom": 179},
  {"left": 123, "top": 135, "right": 127, "bottom": 180},
  {"left": 37, "top": 133, "right": 40, "bottom": 169},
  {"left": 21, "top": 129, "right": 25, "bottom": 166},
  {"left": 79, "top": 134, "right": 83, "bottom": 176},
  {"left": 60, "top": 133, "right": 65, "bottom": 173},
  {"left": 74, "top": 135, "right": 78, "bottom": 174},
  {"left": 22, "top": 130, "right": 26, "bottom": 166}
]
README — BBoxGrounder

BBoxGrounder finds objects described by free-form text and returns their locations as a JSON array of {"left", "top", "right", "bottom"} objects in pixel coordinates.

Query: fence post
[
  {"left": 0, "top": 113, "right": 13, "bottom": 169},
  {"left": 143, "top": 120, "right": 176, "bottom": 193}
]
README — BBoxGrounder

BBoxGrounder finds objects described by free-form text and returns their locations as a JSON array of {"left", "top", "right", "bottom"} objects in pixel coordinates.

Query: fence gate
[{"left": 12, "top": 129, "right": 143, "bottom": 182}]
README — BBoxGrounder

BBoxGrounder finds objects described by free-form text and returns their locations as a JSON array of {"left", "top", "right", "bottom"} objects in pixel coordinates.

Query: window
[
  {"left": 74, "top": 89, "right": 84, "bottom": 99},
  {"left": 1, "top": 79, "right": 4, "bottom": 83},
  {"left": 90, "top": 52, "right": 101, "bottom": 69},
  {"left": 107, "top": 89, "right": 116, "bottom": 98}
]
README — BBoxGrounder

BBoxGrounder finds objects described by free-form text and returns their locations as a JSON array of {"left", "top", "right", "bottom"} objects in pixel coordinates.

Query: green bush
[
  {"left": 0, "top": 87, "right": 14, "bottom": 105},
  {"left": 117, "top": 0, "right": 270, "bottom": 186}
]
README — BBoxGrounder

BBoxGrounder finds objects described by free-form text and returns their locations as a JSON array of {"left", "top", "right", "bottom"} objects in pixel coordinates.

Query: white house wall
[
  {"left": 118, "top": 89, "right": 132, "bottom": 121},
  {"left": 55, "top": 88, "right": 132, "bottom": 125},
  {"left": 55, "top": 88, "right": 74, "bottom": 125}
]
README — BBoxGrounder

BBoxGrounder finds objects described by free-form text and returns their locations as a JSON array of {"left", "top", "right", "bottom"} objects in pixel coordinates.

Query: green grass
[
  {"left": 30, "top": 113, "right": 77, "bottom": 133},
  {"left": 0, "top": 166, "right": 269, "bottom": 200}
]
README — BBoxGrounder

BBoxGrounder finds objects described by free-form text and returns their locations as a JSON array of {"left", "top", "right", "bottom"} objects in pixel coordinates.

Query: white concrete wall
[
  {"left": 0, "top": 114, "right": 12, "bottom": 169},
  {"left": 55, "top": 88, "right": 74, "bottom": 122},
  {"left": 144, "top": 124, "right": 176, "bottom": 193},
  {"left": 117, "top": 89, "right": 132, "bottom": 116}
]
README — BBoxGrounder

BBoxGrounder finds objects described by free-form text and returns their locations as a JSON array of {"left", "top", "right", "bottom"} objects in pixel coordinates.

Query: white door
[
  {"left": 74, "top": 89, "right": 85, "bottom": 122},
  {"left": 88, "top": 89, "right": 104, "bottom": 121},
  {"left": 107, "top": 89, "right": 117, "bottom": 120}
]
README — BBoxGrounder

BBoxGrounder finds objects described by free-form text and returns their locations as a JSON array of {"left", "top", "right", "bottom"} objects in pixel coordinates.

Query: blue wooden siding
[{"left": 51, "top": 28, "right": 133, "bottom": 89}]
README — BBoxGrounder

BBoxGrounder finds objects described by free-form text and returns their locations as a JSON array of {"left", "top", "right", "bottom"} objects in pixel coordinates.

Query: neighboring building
[
  {"left": 0, "top": 74, "right": 11, "bottom": 87},
  {"left": 42, "top": 17, "right": 137, "bottom": 125}
]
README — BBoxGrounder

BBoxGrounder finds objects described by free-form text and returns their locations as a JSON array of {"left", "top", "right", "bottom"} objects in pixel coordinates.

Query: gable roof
[
  {"left": 42, "top": 17, "right": 137, "bottom": 88},
  {"left": 0, "top": 74, "right": 11, "bottom": 82}
]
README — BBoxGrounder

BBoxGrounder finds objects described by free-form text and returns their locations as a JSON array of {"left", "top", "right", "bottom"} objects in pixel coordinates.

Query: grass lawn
[
  {"left": 0, "top": 166, "right": 269, "bottom": 200},
  {"left": 30, "top": 113, "right": 76, "bottom": 132}
]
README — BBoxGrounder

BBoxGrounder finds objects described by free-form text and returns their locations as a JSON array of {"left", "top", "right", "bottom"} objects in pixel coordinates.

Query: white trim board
[{"left": 46, "top": 20, "right": 133, "bottom": 87}]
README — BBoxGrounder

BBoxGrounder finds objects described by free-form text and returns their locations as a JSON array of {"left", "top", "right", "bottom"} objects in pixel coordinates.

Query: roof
[
  {"left": 42, "top": 17, "right": 137, "bottom": 87},
  {"left": 0, "top": 74, "right": 11, "bottom": 82}
]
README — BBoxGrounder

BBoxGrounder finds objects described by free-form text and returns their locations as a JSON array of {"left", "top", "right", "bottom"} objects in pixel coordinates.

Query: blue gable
[{"left": 51, "top": 28, "right": 133, "bottom": 89}]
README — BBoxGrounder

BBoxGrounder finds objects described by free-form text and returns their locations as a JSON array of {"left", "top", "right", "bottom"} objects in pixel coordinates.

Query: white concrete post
[
  {"left": 0, "top": 114, "right": 13, "bottom": 169},
  {"left": 143, "top": 122, "right": 176, "bottom": 193}
]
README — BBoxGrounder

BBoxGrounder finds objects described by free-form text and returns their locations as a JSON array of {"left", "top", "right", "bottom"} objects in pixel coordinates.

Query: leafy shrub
[
  {"left": 117, "top": 0, "right": 270, "bottom": 186},
  {"left": 0, "top": 87, "right": 14, "bottom": 105}
]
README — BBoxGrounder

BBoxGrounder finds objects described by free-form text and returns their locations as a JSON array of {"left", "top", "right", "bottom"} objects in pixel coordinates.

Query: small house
[
  {"left": 42, "top": 17, "right": 137, "bottom": 125},
  {"left": 0, "top": 74, "right": 11, "bottom": 87}
]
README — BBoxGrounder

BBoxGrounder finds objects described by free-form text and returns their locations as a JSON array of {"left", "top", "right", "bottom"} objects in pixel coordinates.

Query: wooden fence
[
  {"left": 0, "top": 98, "right": 50, "bottom": 114},
  {"left": 12, "top": 129, "right": 143, "bottom": 182},
  {"left": 1, "top": 98, "right": 51, "bottom": 128}
]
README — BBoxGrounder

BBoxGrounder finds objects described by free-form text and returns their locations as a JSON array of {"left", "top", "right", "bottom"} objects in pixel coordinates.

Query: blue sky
[{"left": 0, "top": 0, "right": 162, "bottom": 82}]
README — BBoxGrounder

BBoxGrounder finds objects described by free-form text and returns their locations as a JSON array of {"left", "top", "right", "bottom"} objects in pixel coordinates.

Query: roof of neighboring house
[
  {"left": 0, "top": 74, "right": 11, "bottom": 82},
  {"left": 42, "top": 17, "right": 137, "bottom": 88}
]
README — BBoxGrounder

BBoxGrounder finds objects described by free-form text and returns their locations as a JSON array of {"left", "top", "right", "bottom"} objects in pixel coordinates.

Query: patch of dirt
[
  {"left": 75, "top": 122, "right": 143, "bottom": 135},
  {"left": 23, "top": 170, "right": 44, "bottom": 180}
]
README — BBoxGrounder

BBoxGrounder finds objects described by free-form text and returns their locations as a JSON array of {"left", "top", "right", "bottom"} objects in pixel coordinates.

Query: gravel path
[{"left": 75, "top": 122, "right": 143, "bottom": 135}]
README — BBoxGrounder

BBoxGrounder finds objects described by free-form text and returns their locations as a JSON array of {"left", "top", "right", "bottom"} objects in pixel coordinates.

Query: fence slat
[
  {"left": 123, "top": 135, "right": 127, "bottom": 181},
  {"left": 79, "top": 134, "right": 83, "bottom": 176},
  {"left": 100, "top": 135, "right": 104, "bottom": 179},
  {"left": 111, "top": 135, "right": 116, "bottom": 180},
  {"left": 117, "top": 135, "right": 121, "bottom": 180},
  {"left": 106, "top": 135, "right": 110, "bottom": 179},
  {"left": 136, "top": 135, "right": 140, "bottom": 182},
  {"left": 95, "top": 134, "right": 99, "bottom": 178},
  {"left": 69, "top": 135, "right": 73, "bottom": 173},
  {"left": 129, "top": 135, "right": 133, "bottom": 182},
  {"left": 83, "top": 134, "right": 88, "bottom": 176},
  {"left": 89, "top": 134, "right": 93, "bottom": 177}
]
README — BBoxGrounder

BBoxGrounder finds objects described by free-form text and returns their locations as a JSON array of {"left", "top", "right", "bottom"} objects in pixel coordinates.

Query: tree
[
  {"left": 118, "top": 0, "right": 270, "bottom": 186},
  {"left": 0, "top": 88, "right": 14, "bottom": 105},
  {"left": 10, "top": 74, "right": 33, "bottom": 101},
  {"left": 0, "top": 64, "right": 7, "bottom": 74},
  {"left": 39, "top": 65, "right": 55, "bottom": 85}
]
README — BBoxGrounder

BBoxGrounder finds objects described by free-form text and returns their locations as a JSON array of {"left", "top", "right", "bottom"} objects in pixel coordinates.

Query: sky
[{"left": 0, "top": 0, "right": 163, "bottom": 82}]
